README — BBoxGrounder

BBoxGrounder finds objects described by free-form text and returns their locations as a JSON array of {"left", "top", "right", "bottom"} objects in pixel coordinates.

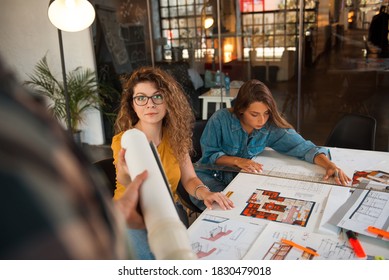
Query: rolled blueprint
[{"left": 121, "top": 128, "right": 196, "bottom": 260}]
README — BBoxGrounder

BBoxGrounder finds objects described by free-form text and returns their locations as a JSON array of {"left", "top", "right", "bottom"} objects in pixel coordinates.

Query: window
[
  {"left": 241, "top": 0, "right": 318, "bottom": 60},
  {"left": 159, "top": 0, "right": 213, "bottom": 60}
]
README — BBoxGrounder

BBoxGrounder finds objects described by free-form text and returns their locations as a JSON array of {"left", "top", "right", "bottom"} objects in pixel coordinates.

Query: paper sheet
[
  {"left": 243, "top": 223, "right": 389, "bottom": 260},
  {"left": 330, "top": 189, "right": 389, "bottom": 239},
  {"left": 188, "top": 214, "right": 265, "bottom": 260},
  {"left": 206, "top": 173, "right": 331, "bottom": 231},
  {"left": 255, "top": 148, "right": 389, "bottom": 187},
  {"left": 318, "top": 186, "right": 352, "bottom": 235},
  {"left": 328, "top": 148, "right": 389, "bottom": 178},
  {"left": 253, "top": 149, "right": 334, "bottom": 184}
]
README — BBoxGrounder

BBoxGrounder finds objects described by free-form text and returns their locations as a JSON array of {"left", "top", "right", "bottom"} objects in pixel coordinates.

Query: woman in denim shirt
[{"left": 191, "top": 80, "right": 350, "bottom": 209}]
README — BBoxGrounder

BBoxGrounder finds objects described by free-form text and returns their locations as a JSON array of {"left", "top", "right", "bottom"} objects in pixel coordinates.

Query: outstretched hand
[{"left": 323, "top": 163, "right": 351, "bottom": 186}]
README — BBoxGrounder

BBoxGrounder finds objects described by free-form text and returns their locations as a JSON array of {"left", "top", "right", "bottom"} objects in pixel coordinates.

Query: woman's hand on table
[
  {"left": 234, "top": 157, "right": 263, "bottom": 174},
  {"left": 198, "top": 188, "right": 234, "bottom": 210},
  {"left": 323, "top": 162, "right": 351, "bottom": 186}
]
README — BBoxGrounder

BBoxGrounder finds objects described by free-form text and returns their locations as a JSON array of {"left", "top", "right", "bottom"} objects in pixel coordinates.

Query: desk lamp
[{"left": 47, "top": 0, "right": 95, "bottom": 131}]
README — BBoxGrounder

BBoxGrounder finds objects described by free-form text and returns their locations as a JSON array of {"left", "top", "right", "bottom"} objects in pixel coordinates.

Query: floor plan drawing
[
  {"left": 241, "top": 188, "right": 315, "bottom": 227},
  {"left": 244, "top": 223, "right": 389, "bottom": 260},
  {"left": 261, "top": 238, "right": 356, "bottom": 260},
  {"left": 333, "top": 189, "right": 389, "bottom": 237},
  {"left": 349, "top": 190, "right": 388, "bottom": 224}
]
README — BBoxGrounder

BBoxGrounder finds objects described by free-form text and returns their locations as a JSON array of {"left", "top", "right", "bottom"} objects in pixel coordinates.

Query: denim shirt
[{"left": 199, "top": 108, "right": 328, "bottom": 165}]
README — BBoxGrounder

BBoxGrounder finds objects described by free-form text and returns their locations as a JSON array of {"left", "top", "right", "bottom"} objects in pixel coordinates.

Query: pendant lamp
[
  {"left": 48, "top": 0, "right": 95, "bottom": 32},
  {"left": 47, "top": 0, "right": 95, "bottom": 132}
]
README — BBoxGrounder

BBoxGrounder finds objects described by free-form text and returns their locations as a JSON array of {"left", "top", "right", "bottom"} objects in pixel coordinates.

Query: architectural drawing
[
  {"left": 241, "top": 189, "right": 315, "bottom": 227},
  {"left": 262, "top": 238, "right": 354, "bottom": 260},
  {"left": 252, "top": 148, "right": 334, "bottom": 185},
  {"left": 243, "top": 223, "right": 389, "bottom": 260},
  {"left": 352, "top": 170, "right": 389, "bottom": 186},
  {"left": 201, "top": 224, "right": 233, "bottom": 241},
  {"left": 263, "top": 241, "right": 316, "bottom": 260},
  {"left": 187, "top": 214, "right": 264, "bottom": 260},
  {"left": 350, "top": 190, "right": 388, "bottom": 224},
  {"left": 188, "top": 148, "right": 389, "bottom": 260},
  {"left": 191, "top": 242, "right": 217, "bottom": 259},
  {"left": 332, "top": 189, "right": 389, "bottom": 237}
]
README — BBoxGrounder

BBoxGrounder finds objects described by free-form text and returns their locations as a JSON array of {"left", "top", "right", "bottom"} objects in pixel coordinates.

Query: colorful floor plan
[{"left": 241, "top": 188, "right": 315, "bottom": 227}]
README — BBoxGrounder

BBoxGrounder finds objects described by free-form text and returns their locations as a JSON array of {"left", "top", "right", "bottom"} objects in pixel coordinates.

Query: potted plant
[{"left": 24, "top": 55, "right": 116, "bottom": 142}]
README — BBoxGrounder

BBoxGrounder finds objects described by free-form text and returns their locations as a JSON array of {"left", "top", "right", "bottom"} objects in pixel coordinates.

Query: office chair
[
  {"left": 177, "top": 181, "right": 203, "bottom": 214},
  {"left": 325, "top": 113, "right": 377, "bottom": 150},
  {"left": 191, "top": 119, "right": 208, "bottom": 163},
  {"left": 92, "top": 157, "right": 116, "bottom": 197},
  {"left": 176, "top": 120, "right": 207, "bottom": 215}
]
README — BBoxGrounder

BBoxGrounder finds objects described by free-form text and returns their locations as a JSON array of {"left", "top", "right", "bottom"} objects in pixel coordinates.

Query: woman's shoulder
[
  {"left": 111, "top": 131, "right": 125, "bottom": 148},
  {"left": 209, "top": 108, "right": 239, "bottom": 127},
  {"left": 112, "top": 131, "right": 125, "bottom": 141},
  {"left": 211, "top": 108, "right": 234, "bottom": 121}
]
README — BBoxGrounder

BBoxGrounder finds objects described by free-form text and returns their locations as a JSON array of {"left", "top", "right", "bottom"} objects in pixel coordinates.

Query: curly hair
[
  {"left": 233, "top": 79, "right": 293, "bottom": 129},
  {"left": 114, "top": 66, "right": 195, "bottom": 162}
]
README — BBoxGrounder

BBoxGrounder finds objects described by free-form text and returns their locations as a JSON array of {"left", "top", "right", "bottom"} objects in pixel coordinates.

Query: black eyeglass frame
[{"left": 132, "top": 94, "right": 164, "bottom": 106}]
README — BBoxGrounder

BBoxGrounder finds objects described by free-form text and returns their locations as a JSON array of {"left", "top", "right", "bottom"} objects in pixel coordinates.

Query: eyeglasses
[{"left": 133, "top": 94, "right": 164, "bottom": 106}]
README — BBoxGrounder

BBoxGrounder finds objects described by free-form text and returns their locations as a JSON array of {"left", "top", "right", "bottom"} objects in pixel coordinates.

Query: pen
[
  {"left": 328, "top": 148, "right": 332, "bottom": 160},
  {"left": 280, "top": 239, "right": 319, "bottom": 257},
  {"left": 367, "top": 226, "right": 389, "bottom": 239},
  {"left": 346, "top": 230, "right": 366, "bottom": 258}
]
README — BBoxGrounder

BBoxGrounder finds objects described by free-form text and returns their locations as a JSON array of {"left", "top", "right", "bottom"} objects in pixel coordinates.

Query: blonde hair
[{"left": 114, "top": 66, "right": 194, "bottom": 162}]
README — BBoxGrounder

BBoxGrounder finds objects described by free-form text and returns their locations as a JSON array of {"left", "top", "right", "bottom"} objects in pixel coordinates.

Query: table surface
[
  {"left": 198, "top": 87, "right": 240, "bottom": 120},
  {"left": 198, "top": 87, "right": 240, "bottom": 99},
  {"left": 188, "top": 147, "right": 389, "bottom": 260}
]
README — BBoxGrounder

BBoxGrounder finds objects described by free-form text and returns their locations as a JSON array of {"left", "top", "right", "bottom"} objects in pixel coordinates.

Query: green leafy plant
[{"left": 24, "top": 55, "right": 117, "bottom": 133}]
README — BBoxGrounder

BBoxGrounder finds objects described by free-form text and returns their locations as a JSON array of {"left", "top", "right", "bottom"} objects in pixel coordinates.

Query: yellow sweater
[{"left": 111, "top": 131, "right": 181, "bottom": 202}]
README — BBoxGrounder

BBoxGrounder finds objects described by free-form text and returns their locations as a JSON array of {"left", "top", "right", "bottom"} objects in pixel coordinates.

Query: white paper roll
[{"left": 121, "top": 129, "right": 196, "bottom": 259}]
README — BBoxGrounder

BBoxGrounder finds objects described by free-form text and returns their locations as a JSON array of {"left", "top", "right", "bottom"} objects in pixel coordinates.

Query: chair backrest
[
  {"left": 92, "top": 157, "right": 116, "bottom": 197},
  {"left": 325, "top": 114, "right": 377, "bottom": 150},
  {"left": 176, "top": 181, "right": 203, "bottom": 214},
  {"left": 191, "top": 120, "right": 208, "bottom": 163}
]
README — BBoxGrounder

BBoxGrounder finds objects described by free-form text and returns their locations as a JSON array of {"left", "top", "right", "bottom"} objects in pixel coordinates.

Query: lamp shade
[
  {"left": 204, "top": 17, "right": 214, "bottom": 29},
  {"left": 48, "top": 0, "right": 95, "bottom": 32}
]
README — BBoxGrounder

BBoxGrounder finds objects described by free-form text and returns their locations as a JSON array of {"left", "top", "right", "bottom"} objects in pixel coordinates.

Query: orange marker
[
  {"left": 367, "top": 226, "right": 389, "bottom": 239},
  {"left": 346, "top": 230, "right": 366, "bottom": 259},
  {"left": 281, "top": 239, "right": 319, "bottom": 257}
]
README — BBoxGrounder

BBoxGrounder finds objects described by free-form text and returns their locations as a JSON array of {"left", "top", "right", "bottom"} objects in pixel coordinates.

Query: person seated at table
[
  {"left": 191, "top": 79, "right": 351, "bottom": 209},
  {"left": 112, "top": 66, "right": 234, "bottom": 259}
]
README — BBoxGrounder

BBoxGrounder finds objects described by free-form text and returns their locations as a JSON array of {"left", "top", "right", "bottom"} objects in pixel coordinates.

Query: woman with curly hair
[{"left": 112, "top": 67, "right": 233, "bottom": 259}]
